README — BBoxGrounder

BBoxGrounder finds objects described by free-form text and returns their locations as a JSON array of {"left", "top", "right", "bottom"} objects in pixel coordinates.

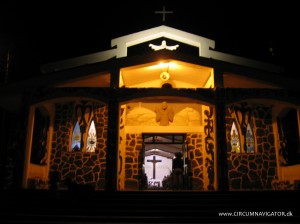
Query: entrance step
[{"left": 0, "top": 190, "right": 299, "bottom": 223}]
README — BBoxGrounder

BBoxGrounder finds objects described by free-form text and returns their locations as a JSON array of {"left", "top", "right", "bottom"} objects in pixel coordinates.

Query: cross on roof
[{"left": 155, "top": 6, "right": 174, "bottom": 22}]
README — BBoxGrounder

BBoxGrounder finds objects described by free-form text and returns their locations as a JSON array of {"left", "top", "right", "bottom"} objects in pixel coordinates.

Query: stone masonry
[
  {"left": 50, "top": 101, "right": 108, "bottom": 190},
  {"left": 226, "top": 103, "right": 277, "bottom": 190}
]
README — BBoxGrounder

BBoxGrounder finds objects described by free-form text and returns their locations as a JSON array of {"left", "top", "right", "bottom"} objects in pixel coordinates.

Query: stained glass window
[
  {"left": 230, "top": 121, "right": 240, "bottom": 153},
  {"left": 71, "top": 121, "right": 81, "bottom": 152},
  {"left": 86, "top": 120, "right": 96, "bottom": 152},
  {"left": 246, "top": 123, "right": 255, "bottom": 153}
]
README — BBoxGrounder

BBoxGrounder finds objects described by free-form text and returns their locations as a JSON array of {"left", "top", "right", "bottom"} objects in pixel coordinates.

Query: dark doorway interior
[{"left": 278, "top": 108, "right": 300, "bottom": 165}]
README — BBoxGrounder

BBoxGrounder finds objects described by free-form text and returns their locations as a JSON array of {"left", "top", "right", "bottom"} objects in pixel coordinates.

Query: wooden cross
[
  {"left": 147, "top": 155, "right": 162, "bottom": 179},
  {"left": 155, "top": 6, "right": 174, "bottom": 22}
]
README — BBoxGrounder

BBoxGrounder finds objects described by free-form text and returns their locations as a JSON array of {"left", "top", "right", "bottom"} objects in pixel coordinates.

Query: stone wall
[
  {"left": 226, "top": 103, "right": 277, "bottom": 190},
  {"left": 50, "top": 101, "right": 107, "bottom": 190},
  {"left": 123, "top": 133, "right": 143, "bottom": 190},
  {"left": 186, "top": 133, "right": 204, "bottom": 190}
]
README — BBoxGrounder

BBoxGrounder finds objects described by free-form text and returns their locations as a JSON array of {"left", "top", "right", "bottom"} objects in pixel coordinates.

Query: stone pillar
[
  {"left": 215, "top": 87, "right": 229, "bottom": 191},
  {"left": 105, "top": 67, "right": 120, "bottom": 191}
]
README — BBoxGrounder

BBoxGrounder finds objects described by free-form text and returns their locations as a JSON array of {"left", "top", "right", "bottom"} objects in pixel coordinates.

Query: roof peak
[{"left": 111, "top": 25, "right": 215, "bottom": 58}]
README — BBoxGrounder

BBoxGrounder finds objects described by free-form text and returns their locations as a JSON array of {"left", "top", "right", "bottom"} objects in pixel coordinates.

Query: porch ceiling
[
  {"left": 145, "top": 144, "right": 182, "bottom": 159},
  {"left": 120, "top": 60, "right": 213, "bottom": 88}
]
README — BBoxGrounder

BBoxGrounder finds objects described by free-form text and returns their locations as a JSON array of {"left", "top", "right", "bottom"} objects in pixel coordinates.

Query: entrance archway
[{"left": 118, "top": 99, "right": 216, "bottom": 191}]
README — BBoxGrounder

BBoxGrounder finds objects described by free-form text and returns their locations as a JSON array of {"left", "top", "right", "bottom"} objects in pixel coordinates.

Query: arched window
[
  {"left": 86, "top": 119, "right": 97, "bottom": 152},
  {"left": 246, "top": 123, "right": 255, "bottom": 153},
  {"left": 230, "top": 121, "right": 240, "bottom": 153},
  {"left": 71, "top": 121, "right": 81, "bottom": 152}
]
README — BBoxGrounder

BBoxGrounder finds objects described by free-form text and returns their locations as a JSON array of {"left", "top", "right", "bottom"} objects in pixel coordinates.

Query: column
[
  {"left": 215, "top": 68, "right": 229, "bottom": 191},
  {"left": 105, "top": 67, "right": 120, "bottom": 191}
]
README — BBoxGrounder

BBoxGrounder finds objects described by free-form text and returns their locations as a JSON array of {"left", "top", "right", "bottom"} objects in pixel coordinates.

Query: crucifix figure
[
  {"left": 155, "top": 6, "right": 174, "bottom": 22},
  {"left": 147, "top": 155, "right": 162, "bottom": 179}
]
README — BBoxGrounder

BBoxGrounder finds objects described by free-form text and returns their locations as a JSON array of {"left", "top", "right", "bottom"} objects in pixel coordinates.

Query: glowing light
[
  {"left": 160, "top": 71, "right": 170, "bottom": 81},
  {"left": 86, "top": 120, "right": 96, "bottom": 152}
]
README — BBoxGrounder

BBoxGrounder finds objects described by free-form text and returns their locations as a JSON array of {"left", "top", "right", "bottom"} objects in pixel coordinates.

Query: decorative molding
[
  {"left": 149, "top": 40, "right": 179, "bottom": 51},
  {"left": 204, "top": 106, "right": 215, "bottom": 190}
]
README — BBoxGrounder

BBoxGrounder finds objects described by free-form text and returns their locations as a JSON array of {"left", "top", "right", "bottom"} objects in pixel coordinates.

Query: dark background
[{"left": 1, "top": 0, "right": 299, "bottom": 81}]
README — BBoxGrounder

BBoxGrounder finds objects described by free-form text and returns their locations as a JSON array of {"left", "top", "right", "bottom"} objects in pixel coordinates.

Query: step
[{"left": 1, "top": 190, "right": 299, "bottom": 223}]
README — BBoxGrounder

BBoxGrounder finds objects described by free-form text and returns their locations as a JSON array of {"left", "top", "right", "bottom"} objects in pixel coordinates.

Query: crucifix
[
  {"left": 155, "top": 6, "right": 174, "bottom": 22},
  {"left": 147, "top": 155, "right": 162, "bottom": 179}
]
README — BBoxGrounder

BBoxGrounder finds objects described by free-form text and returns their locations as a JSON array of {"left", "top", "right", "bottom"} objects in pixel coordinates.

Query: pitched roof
[{"left": 41, "top": 25, "right": 283, "bottom": 74}]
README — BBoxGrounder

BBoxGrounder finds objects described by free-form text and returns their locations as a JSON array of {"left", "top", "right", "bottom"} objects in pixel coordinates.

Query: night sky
[{"left": 1, "top": 0, "right": 299, "bottom": 80}]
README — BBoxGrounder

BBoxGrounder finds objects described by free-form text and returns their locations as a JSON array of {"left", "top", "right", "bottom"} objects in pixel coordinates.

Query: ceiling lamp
[{"left": 160, "top": 71, "right": 170, "bottom": 81}]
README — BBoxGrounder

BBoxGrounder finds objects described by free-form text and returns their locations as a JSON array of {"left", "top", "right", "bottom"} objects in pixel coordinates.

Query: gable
[
  {"left": 111, "top": 25, "right": 215, "bottom": 58},
  {"left": 127, "top": 37, "right": 199, "bottom": 57}
]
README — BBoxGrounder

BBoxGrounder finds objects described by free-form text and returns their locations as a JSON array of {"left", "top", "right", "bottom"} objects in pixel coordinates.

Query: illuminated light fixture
[
  {"left": 159, "top": 62, "right": 170, "bottom": 81},
  {"left": 160, "top": 71, "right": 170, "bottom": 81}
]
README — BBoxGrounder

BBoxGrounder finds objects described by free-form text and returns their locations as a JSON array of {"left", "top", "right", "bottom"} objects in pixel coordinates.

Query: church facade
[{"left": 1, "top": 26, "right": 299, "bottom": 191}]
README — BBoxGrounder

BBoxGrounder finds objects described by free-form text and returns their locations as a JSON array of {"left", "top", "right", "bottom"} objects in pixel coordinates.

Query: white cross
[{"left": 155, "top": 6, "right": 174, "bottom": 22}]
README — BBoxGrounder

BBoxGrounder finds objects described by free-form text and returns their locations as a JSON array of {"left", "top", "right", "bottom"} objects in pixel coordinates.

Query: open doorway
[{"left": 141, "top": 133, "right": 190, "bottom": 190}]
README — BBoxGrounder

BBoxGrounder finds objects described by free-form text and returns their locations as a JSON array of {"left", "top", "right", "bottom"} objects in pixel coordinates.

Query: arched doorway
[{"left": 118, "top": 98, "right": 216, "bottom": 191}]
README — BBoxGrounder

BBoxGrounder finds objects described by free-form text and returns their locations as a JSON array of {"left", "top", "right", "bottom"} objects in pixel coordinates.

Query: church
[{"left": 1, "top": 22, "right": 300, "bottom": 193}]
